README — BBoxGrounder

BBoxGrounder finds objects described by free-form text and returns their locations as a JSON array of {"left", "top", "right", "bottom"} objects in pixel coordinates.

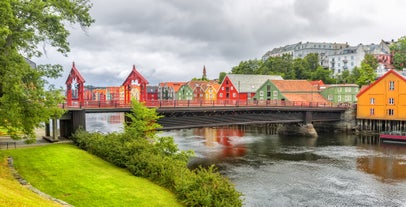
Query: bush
[{"left": 71, "top": 100, "right": 243, "bottom": 206}]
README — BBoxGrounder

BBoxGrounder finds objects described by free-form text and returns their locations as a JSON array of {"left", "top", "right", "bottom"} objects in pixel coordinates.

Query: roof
[
  {"left": 159, "top": 82, "right": 186, "bottom": 92},
  {"left": 270, "top": 80, "right": 315, "bottom": 92},
  {"left": 356, "top": 69, "right": 406, "bottom": 98},
  {"left": 226, "top": 74, "right": 283, "bottom": 93},
  {"left": 324, "top": 84, "right": 359, "bottom": 88},
  {"left": 66, "top": 62, "right": 85, "bottom": 84},
  {"left": 283, "top": 93, "right": 329, "bottom": 103},
  {"left": 122, "top": 65, "right": 149, "bottom": 86}
]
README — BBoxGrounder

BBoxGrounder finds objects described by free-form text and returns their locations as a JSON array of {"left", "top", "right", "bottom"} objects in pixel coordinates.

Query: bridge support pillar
[
  {"left": 59, "top": 110, "right": 86, "bottom": 138},
  {"left": 278, "top": 123, "right": 318, "bottom": 137}
]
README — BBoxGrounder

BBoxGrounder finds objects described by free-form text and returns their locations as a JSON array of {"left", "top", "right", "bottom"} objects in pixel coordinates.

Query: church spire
[{"left": 202, "top": 65, "right": 207, "bottom": 80}]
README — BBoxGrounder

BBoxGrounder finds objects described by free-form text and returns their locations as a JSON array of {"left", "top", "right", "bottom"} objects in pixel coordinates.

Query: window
[
  {"left": 388, "top": 109, "right": 394, "bottom": 116},
  {"left": 345, "top": 95, "right": 351, "bottom": 101},
  {"left": 327, "top": 95, "right": 333, "bottom": 101},
  {"left": 232, "top": 93, "right": 237, "bottom": 98},
  {"left": 273, "top": 91, "right": 278, "bottom": 97},
  {"left": 260, "top": 91, "right": 264, "bottom": 96},
  {"left": 219, "top": 93, "right": 223, "bottom": 97},
  {"left": 338, "top": 95, "right": 342, "bottom": 101},
  {"left": 389, "top": 81, "right": 395, "bottom": 90},
  {"left": 231, "top": 86, "right": 234, "bottom": 90},
  {"left": 370, "top": 108, "right": 375, "bottom": 115},
  {"left": 370, "top": 98, "right": 375, "bottom": 104},
  {"left": 345, "top": 87, "right": 351, "bottom": 92},
  {"left": 389, "top": 98, "right": 394, "bottom": 105},
  {"left": 338, "top": 88, "right": 342, "bottom": 92},
  {"left": 222, "top": 87, "right": 225, "bottom": 91}
]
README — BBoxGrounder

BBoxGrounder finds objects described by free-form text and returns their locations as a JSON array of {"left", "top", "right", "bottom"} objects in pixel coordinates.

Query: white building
[
  {"left": 262, "top": 42, "right": 348, "bottom": 67},
  {"left": 328, "top": 41, "right": 391, "bottom": 75}
]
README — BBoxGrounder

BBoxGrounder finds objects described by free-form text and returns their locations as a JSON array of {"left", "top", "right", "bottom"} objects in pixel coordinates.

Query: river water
[{"left": 87, "top": 113, "right": 406, "bottom": 207}]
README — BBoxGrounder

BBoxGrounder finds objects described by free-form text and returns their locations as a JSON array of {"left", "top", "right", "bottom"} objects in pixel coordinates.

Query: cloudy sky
[{"left": 33, "top": 0, "right": 406, "bottom": 88}]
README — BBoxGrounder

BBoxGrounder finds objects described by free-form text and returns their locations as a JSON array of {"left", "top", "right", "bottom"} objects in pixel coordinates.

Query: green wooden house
[
  {"left": 177, "top": 84, "right": 193, "bottom": 100},
  {"left": 320, "top": 84, "right": 359, "bottom": 103}
]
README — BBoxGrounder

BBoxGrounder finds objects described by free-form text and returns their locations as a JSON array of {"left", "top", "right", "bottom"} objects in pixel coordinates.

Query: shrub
[{"left": 71, "top": 100, "right": 243, "bottom": 206}]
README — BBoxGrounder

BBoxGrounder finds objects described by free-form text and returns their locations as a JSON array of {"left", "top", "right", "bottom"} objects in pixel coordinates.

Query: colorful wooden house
[
  {"left": 357, "top": 70, "right": 406, "bottom": 123},
  {"left": 253, "top": 80, "right": 329, "bottom": 104},
  {"left": 205, "top": 83, "right": 220, "bottom": 101},
  {"left": 217, "top": 74, "right": 283, "bottom": 103},
  {"left": 177, "top": 84, "right": 193, "bottom": 100},
  {"left": 158, "top": 82, "right": 185, "bottom": 100},
  {"left": 147, "top": 86, "right": 159, "bottom": 101},
  {"left": 320, "top": 84, "right": 359, "bottom": 104}
]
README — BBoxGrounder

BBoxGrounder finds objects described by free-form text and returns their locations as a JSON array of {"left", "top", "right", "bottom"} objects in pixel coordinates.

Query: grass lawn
[
  {"left": 0, "top": 157, "right": 63, "bottom": 207},
  {"left": 0, "top": 144, "right": 183, "bottom": 207}
]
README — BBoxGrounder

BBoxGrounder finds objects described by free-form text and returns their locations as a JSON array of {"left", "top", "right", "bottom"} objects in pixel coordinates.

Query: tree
[
  {"left": 218, "top": 72, "right": 227, "bottom": 84},
  {"left": 0, "top": 0, "right": 94, "bottom": 140},
  {"left": 363, "top": 54, "right": 379, "bottom": 70},
  {"left": 124, "top": 100, "right": 163, "bottom": 139},
  {"left": 311, "top": 66, "right": 334, "bottom": 83},
  {"left": 304, "top": 53, "right": 319, "bottom": 71},
  {"left": 231, "top": 59, "right": 263, "bottom": 74},
  {"left": 357, "top": 62, "right": 377, "bottom": 86},
  {"left": 390, "top": 36, "right": 406, "bottom": 69}
]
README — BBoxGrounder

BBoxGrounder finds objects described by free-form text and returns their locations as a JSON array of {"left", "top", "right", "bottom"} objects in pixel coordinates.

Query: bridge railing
[{"left": 61, "top": 99, "right": 349, "bottom": 109}]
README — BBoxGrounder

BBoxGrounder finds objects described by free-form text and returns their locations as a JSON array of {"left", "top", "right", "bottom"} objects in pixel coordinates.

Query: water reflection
[
  {"left": 357, "top": 143, "right": 406, "bottom": 182},
  {"left": 85, "top": 113, "right": 406, "bottom": 206}
]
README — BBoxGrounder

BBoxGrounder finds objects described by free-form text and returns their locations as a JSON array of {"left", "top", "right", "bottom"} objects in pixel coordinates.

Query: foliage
[
  {"left": 0, "top": 144, "right": 182, "bottom": 207},
  {"left": 218, "top": 72, "right": 227, "bottom": 84},
  {"left": 390, "top": 36, "right": 406, "bottom": 69},
  {"left": 71, "top": 100, "right": 243, "bottom": 206},
  {"left": 231, "top": 59, "right": 263, "bottom": 74},
  {"left": 311, "top": 66, "right": 334, "bottom": 84},
  {"left": 363, "top": 54, "right": 379, "bottom": 70},
  {"left": 0, "top": 0, "right": 94, "bottom": 140},
  {"left": 357, "top": 62, "right": 377, "bottom": 85},
  {"left": 124, "top": 99, "right": 163, "bottom": 139}
]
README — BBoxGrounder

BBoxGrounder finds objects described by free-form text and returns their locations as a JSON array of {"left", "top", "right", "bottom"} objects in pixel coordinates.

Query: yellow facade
[
  {"left": 204, "top": 84, "right": 220, "bottom": 101},
  {"left": 357, "top": 70, "right": 406, "bottom": 120}
]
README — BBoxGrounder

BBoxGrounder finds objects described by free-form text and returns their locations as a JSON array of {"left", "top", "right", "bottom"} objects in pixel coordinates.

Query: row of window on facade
[
  {"left": 369, "top": 97, "right": 395, "bottom": 105},
  {"left": 369, "top": 108, "right": 395, "bottom": 116}
]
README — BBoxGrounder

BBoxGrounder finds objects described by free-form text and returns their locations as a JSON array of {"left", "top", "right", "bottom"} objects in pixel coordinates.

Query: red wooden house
[{"left": 217, "top": 74, "right": 283, "bottom": 103}]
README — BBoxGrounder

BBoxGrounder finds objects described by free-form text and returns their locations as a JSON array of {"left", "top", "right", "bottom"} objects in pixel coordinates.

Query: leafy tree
[
  {"left": 357, "top": 62, "right": 377, "bottom": 85},
  {"left": 363, "top": 54, "right": 379, "bottom": 70},
  {"left": 311, "top": 66, "right": 334, "bottom": 83},
  {"left": 390, "top": 36, "right": 406, "bottom": 69},
  {"left": 125, "top": 100, "right": 163, "bottom": 139},
  {"left": 231, "top": 59, "right": 263, "bottom": 74},
  {"left": 218, "top": 72, "right": 227, "bottom": 83},
  {"left": 336, "top": 69, "right": 351, "bottom": 84},
  {"left": 304, "top": 53, "right": 319, "bottom": 71},
  {"left": 0, "top": 0, "right": 94, "bottom": 140}
]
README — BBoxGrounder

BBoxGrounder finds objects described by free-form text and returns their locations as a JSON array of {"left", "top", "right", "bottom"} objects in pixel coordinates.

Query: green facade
[
  {"left": 320, "top": 85, "right": 359, "bottom": 103},
  {"left": 177, "top": 84, "right": 193, "bottom": 100},
  {"left": 253, "top": 80, "right": 284, "bottom": 101}
]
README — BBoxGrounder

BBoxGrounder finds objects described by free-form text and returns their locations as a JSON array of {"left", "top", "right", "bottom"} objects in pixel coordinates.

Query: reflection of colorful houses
[
  {"left": 357, "top": 155, "right": 406, "bottom": 180},
  {"left": 217, "top": 74, "right": 283, "bottom": 103},
  {"left": 254, "top": 80, "right": 329, "bottom": 104},
  {"left": 320, "top": 84, "right": 359, "bottom": 104}
]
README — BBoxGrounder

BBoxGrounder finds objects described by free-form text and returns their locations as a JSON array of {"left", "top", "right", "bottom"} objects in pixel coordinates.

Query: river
[{"left": 87, "top": 113, "right": 406, "bottom": 207}]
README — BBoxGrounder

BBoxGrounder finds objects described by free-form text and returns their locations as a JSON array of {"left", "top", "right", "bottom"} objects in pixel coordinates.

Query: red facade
[{"left": 217, "top": 76, "right": 247, "bottom": 102}]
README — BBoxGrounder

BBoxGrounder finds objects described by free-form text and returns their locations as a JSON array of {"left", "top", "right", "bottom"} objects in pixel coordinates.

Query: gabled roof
[
  {"left": 66, "top": 62, "right": 85, "bottom": 84},
  {"left": 159, "top": 82, "right": 186, "bottom": 92},
  {"left": 356, "top": 69, "right": 406, "bottom": 98},
  {"left": 226, "top": 74, "right": 283, "bottom": 93},
  {"left": 270, "top": 80, "right": 315, "bottom": 92},
  {"left": 122, "top": 65, "right": 149, "bottom": 86},
  {"left": 283, "top": 93, "right": 329, "bottom": 103}
]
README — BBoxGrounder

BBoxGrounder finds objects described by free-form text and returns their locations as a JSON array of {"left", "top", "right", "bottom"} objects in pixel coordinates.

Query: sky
[{"left": 33, "top": 0, "right": 406, "bottom": 88}]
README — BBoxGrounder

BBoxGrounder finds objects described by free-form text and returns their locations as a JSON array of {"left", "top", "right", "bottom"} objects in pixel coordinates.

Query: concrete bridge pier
[
  {"left": 59, "top": 110, "right": 86, "bottom": 139},
  {"left": 277, "top": 111, "right": 318, "bottom": 137}
]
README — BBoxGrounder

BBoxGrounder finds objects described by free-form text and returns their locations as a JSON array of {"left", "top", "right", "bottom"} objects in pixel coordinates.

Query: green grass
[
  {"left": 0, "top": 157, "right": 63, "bottom": 207},
  {"left": 0, "top": 144, "right": 183, "bottom": 207}
]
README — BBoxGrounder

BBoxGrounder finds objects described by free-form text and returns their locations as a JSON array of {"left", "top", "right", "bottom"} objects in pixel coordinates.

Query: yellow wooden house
[{"left": 356, "top": 70, "right": 406, "bottom": 131}]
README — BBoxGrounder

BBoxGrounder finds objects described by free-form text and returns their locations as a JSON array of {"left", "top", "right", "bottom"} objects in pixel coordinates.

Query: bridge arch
[
  {"left": 122, "top": 65, "right": 149, "bottom": 103},
  {"left": 66, "top": 62, "right": 85, "bottom": 106}
]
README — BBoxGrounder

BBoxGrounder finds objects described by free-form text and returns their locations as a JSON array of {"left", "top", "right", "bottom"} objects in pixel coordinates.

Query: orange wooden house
[{"left": 356, "top": 69, "right": 406, "bottom": 131}]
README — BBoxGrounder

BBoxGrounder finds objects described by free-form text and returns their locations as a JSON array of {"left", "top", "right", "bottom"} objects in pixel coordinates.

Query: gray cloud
[{"left": 34, "top": 0, "right": 406, "bottom": 87}]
